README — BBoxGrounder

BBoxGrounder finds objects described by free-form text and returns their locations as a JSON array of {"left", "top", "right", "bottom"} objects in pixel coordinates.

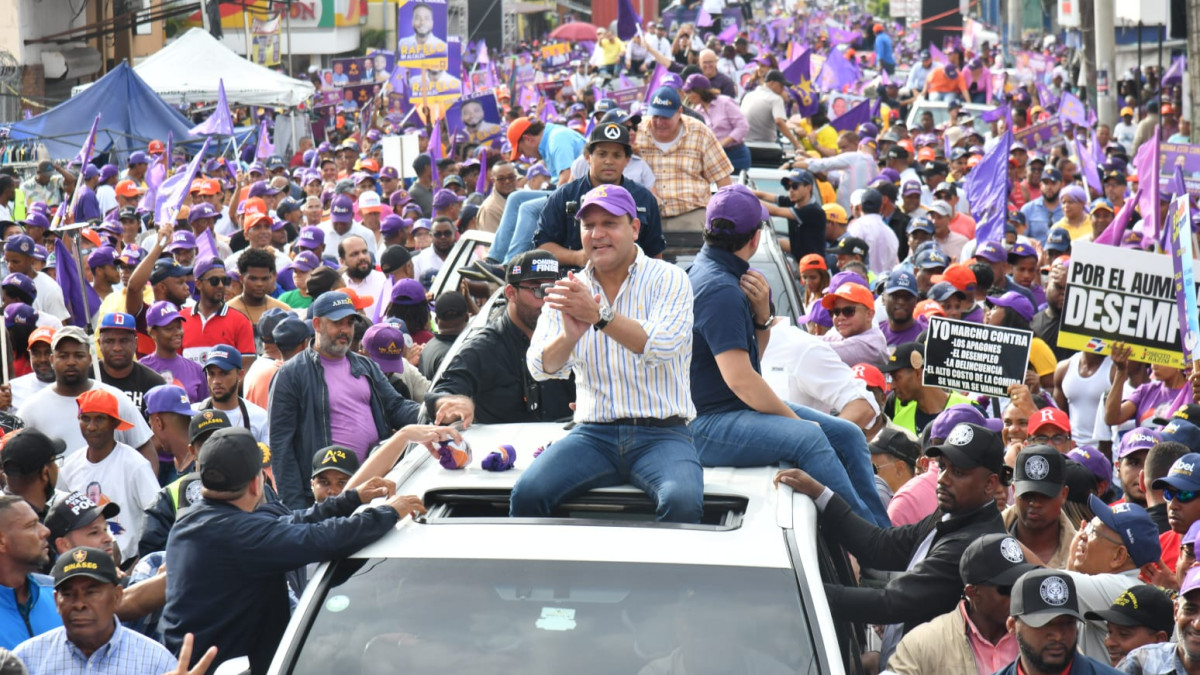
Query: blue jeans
[
  {"left": 510, "top": 423, "right": 705, "bottom": 523},
  {"left": 506, "top": 195, "right": 549, "bottom": 261},
  {"left": 489, "top": 190, "right": 550, "bottom": 263},
  {"left": 691, "top": 404, "right": 891, "bottom": 527}
]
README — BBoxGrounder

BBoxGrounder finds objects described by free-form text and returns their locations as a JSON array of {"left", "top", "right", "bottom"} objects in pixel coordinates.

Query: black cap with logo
[
  {"left": 925, "top": 423, "right": 1007, "bottom": 477},
  {"left": 189, "top": 409, "right": 233, "bottom": 445},
  {"left": 587, "top": 121, "right": 631, "bottom": 150},
  {"left": 1083, "top": 585, "right": 1175, "bottom": 635},
  {"left": 1013, "top": 445, "right": 1067, "bottom": 497},
  {"left": 959, "top": 533, "right": 1039, "bottom": 586},
  {"left": 880, "top": 342, "right": 924, "bottom": 374},
  {"left": 45, "top": 492, "right": 120, "bottom": 542},
  {"left": 1010, "top": 569, "right": 1084, "bottom": 627},
  {"left": 52, "top": 546, "right": 119, "bottom": 588},
  {"left": 311, "top": 445, "right": 361, "bottom": 478},
  {"left": 506, "top": 250, "right": 560, "bottom": 286},
  {"left": 869, "top": 428, "right": 921, "bottom": 466},
  {"left": 198, "top": 427, "right": 262, "bottom": 491}
]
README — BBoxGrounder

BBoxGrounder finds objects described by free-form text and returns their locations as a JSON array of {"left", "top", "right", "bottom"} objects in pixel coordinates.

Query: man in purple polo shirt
[
  {"left": 139, "top": 301, "right": 208, "bottom": 403},
  {"left": 878, "top": 270, "right": 922, "bottom": 347}
]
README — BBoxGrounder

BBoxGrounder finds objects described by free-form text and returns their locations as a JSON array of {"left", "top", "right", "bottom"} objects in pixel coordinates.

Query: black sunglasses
[
  {"left": 828, "top": 306, "right": 858, "bottom": 318},
  {"left": 518, "top": 282, "right": 554, "bottom": 299},
  {"left": 432, "top": 230, "right": 455, "bottom": 238},
  {"left": 204, "top": 277, "right": 233, "bottom": 287}
]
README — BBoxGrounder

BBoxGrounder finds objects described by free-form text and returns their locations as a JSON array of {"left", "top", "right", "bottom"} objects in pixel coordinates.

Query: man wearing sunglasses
[
  {"left": 1152, "top": 449, "right": 1200, "bottom": 574},
  {"left": 890, "top": 533, "right": 1038, "bottom": 675},
  {"left": 180, "top": 256, "right": 255, "bottom": 368},
  {"left": 820, "top": 281, "right": 889, "bottom": 370},
  {"left": 427, "top": 250, "right": 574, "bottom": 425},
  {"left": 1004, "top": 445, "right": 1076, "bottom": 570}
]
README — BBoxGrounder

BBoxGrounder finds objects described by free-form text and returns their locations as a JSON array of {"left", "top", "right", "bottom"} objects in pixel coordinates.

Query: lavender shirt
[
  {"left": 322, "top": 355, "right": 379, "bottom": 461},
  {"left": 822, "top": 325, "right": 889, "bottom": 369},
  {"left": 139, "top": 354, "right": 209, "bottom": 403},
  {"left": 878, "top": 320, "right": 923, "bottom": 347},
  {"left": 1128, "top": 381, "right": 1184, "bottom": 425},
  {"left": 698, "top": 95, "right": 750, "bottom": 146}
]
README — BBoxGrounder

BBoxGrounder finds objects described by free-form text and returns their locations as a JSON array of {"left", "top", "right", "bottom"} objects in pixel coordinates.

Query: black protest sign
[{"left": 922, "top": 316, "right": 1033, "bottom": 397}]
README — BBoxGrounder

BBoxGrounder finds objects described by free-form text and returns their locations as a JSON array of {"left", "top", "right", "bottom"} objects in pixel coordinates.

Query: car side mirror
[{"left": 213, "top": 656, "right": 251, "bottom": 675}]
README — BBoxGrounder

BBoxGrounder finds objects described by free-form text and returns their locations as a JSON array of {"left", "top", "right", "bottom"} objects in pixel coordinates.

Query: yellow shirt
[
  {"left": 598, "top": 38, "right": 625, "bottom": 66},
  {"left": 1052, "top": 216, "right": 1093, "bottom": 241}
]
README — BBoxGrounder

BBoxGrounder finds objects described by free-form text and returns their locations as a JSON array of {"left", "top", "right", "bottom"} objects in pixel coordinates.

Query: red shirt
[
  {"left": 181, "top": 304, "right": 255, "bottom": 364},
  {"left": 1161, "top": 530, "right": 1181, "bottom": 572}
]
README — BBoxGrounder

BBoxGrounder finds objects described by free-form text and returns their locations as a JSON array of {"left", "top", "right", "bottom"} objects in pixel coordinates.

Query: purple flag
[
  {"left": 616, "top": 0, "right": 642, "bottom": 40},
  {"left": 1074, "top": 134, "right": 1102, "bottom": 194},
  {"left": 783, "top": 51, "right": 819, "bottom": 116},
  {"left": 1133, "top": 126, "right": 1161, "bottom": 247},
  {"left": 980, "top": 103, "right": 1011, "bottom": 125},
  {"left": 477, "top": 42, "right": 490, "bottom": 65},
  {"left": 52, "top": 114, "right": 101, "bottom": 229},
  {"left": 697, "top": 7, "right": 713, "bottom": 27},
  {"left": 830, "top": 99, "right": 870, "bottom": 132},
  {"left": 717, "top": 24, "right": 738, "bottom": 42},
  {"left": 164, "top": 131, "right": 174, "bottom": 172},
  {"left": 929, "top": 44, "right": 950, "bottom": 65},
  {"left": 475, "top": 146, "right": 489, "bottom": 194},
  {"left": 54, "top": 239, "right": 102, "bottom": 329},
  {"left": 1093, "top": 186, "right": 1140, "bottom": 246},
  {"left": 816, "top": 47, "right": 858, "bottom": 92},
  {"left": 155, "top": 137, "right": 211, "bottom": 225},
  {"left": 963, "top": 128, "right": 1013, "bottom": 244},
  {"left": 1163, "top": 55, "right": 1186, "bottom": 87},
  {"left": 643, "top": 64, "right": 669, "bottom": 103},
  {"left": 1059, "top": 91, "right": 1088, "bottom": 127},
  {"left": 429, "top": 116, "right": 442, "bottom": 187},
  {"left": 190, "top": 79, "right": 235, "bottom": 136},
  {"left": 138, "top": 159, "right": 166, "bottom": 214},
  {"left": 254, "top": 119, "right": 273, "bottom": 161},
  {"left": 197, "top": 227, "right": 218, "bottom": 260},
  {"left": 828, "top": 27, "right": 858, "bottom": 46}
]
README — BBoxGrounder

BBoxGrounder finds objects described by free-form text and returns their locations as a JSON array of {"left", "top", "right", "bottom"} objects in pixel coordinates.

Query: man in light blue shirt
[
  {"left": 507, "top": 117, "right": 586, "bottom": 185},
  {"left": 1020, "top": 167, "right": 1064, "bottom": 244},
  {"left": 905, "top": 50, "right": 933, "bottom": 94},
  {"left": 874, "top": 24, "right": 894, "bottom": 74}
]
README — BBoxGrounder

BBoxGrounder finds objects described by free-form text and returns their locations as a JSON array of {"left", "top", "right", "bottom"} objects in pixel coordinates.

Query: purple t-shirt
[
  {"left": 878, "top": 320, "right": 923, "bottom": 347},
  {"left": 822, "top": 325, "right": 889, "bottom": 369},
  {"left": 321, "top": 354, "right": 379, "bottom": 461},
  {"left": 139, "top": 353, "right": 209, "bottom": 403},
  {"left": 961, "top": 304, "right": 984, "bottom": 324},
  {"left": 1128, "top": 380, "right": 1184, "bottom": 425}
]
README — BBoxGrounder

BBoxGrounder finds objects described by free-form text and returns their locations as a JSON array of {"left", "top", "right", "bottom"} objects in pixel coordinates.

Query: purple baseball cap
[
  {"left": 4, "top": 303, "right": 36, "bottom": 328},
  {"left": 146, "top": 300, "right": 183, "bottom": 328},
  {"left": 823, "top": 270, "right": 869, "bottom": 294},
  {"left": 525, "top": 164, "right": 551, "bottom": 180},
  {"left": 660, "top": 73, "right": 684, "bottom": 89},
  {"left": 81, "top": 165, "right": 100, "bottom": 180},
  {"left": 381, "top": 215, "right": 411, "bottom": 236},
  {"left": 86, "top": 247, "right": 117, "bottom": 270},
  {"left": 330, "top": 195, "right": 354, "bottom": 223},
  {"left": 145, "top": 384, "right": 194, "bottom": 416},
  {"left": 432, "top": 189, "right": 465, "bottom": 210},
  {"left": 1, "top": 273, "right": 36, "bottom": 302},
  {"left": 98, "top": 164, "right": 119, "bottom": 182},
  {"left": 248, "top": 161, "right": 267, "bottom": 175},
  {"left": 876, "top": 168, "right": 901, "bottom": 184},
  {"left": 798, "top": 302, "right": 833, "bottom": 328},
  {"left": 127, "top": 151, "right": 148, "bottom": 166},
  {"left": 411, "top": 218, "right": 431, "bottom": 233},
  {"left": 1068, "top": 446, "right": 1110, "bottom": 487},
  {"left": 32, "top": 245, "right": 47, "bottom": 262},
  {"left": 1008, "top": 242, "right": 1037, "bottom": 259},
  {"left": 901, "top": 180, "right": 923, "bottom": 196},
  {"left": 1117, "top": 427, "right": 1162, "bottom": 459},
  {"left": 578, "top": 184, "right": 637, "bottom": 220},
  {"left": 389, "top": 279, "right": 427, "bottom": 306},
  {"left": 166, "top": 231, "right": 197, "bottom": 252},
  {"left": 192, "top": 256, "right": 224, "bottom": 280},
  {"left": 705, "top": 184, "right": 767, "bottom": 235},
  {"left": 291, "top": 251, "right": 320, "bottom": 272},
  {"left": 188, "top": 202, "right": 218, "bottom": 223},
  {"left": 248, "top": 180, "right": 281, "bottom": 198},
  {"left": 987, "top": 291, "right": 1035, "bottom": 322},
  {"left": 379, "top": 166, "right": 399, "bottom": 180},
  {"left": 297, "top": 226, "right": 325, "bottom": 249},
  {"left": 22, "top": 213, "right": 50, "bottom": 230},
  {"left": 362, "top": 323, "right": 408, "bottom": 374},
  {"left": 929, "top": 403, "right": 986, "bottom": 442},
  {"left": 974, "top": 240, "right": 1007, "bottom": 263}
]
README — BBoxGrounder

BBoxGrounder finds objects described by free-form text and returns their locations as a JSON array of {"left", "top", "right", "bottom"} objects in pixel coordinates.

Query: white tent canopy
[{"left": 72, "top": 28, "right": 314, "bottom": 108}]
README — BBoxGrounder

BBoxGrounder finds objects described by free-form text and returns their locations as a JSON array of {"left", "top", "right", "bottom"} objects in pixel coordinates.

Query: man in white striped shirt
[{"left": 513, "top": 184, "right": 703, "bottom": 523}]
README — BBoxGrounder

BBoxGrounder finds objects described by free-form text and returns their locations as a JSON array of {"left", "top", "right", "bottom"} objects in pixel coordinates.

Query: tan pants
[{"left": 661, "top": 208, "right": 708, "bottom": 233}]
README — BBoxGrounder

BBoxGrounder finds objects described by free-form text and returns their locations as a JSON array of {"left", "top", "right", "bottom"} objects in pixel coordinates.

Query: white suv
[{"left": 255, "top": 421, "right": 858, "bottom": 675}]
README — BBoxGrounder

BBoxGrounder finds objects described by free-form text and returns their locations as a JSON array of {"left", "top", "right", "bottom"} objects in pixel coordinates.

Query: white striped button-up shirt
[{"left": 528, "top": 246, "right": 696, "bottom": 423}]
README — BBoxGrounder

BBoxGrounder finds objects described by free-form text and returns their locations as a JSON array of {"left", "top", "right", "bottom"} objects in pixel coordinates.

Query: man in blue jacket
[
  {"left": 0, "top": 493, "right": 61, "bottom": 648},
  {"left": 162, "top": 426, "right": 446, "bottom": 674}
]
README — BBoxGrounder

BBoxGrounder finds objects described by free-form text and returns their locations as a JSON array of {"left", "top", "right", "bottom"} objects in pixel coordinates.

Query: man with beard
[
  {"left": 427, "top": 250, "right": 574, "bottom": 424},
  {"left": 194, "top": 345, "right": 268, "bottom": 445},
  {"left": 1118, "top": 567, "right": 1200, "bottom": 672},
  {"left": 0, "top": 494, "right": 61, "bottom": 648},
  {"left": 8, "top": 326, "right": 55, "bottom": 409},
  {"left": 180, "top": 257, "right": 255, "bottom": 367},
  {"left": 412, "top": 217, "right": 457, "bottom": 283},
  {"left": 269, "top": 292, "right": 444, "bottom": 508},
  {"left": 1003, "top": 445, "right": 1076, "bottom": 569},
  {"left": 878, "top": 270, "right": 922, "bottom": 346},
  {"left": 18, "top": 327, "right": 156, "bottom": 472},
  {"left": 323, "top": 194, "right": 379, "bottom": 259},
  {"left": 994, "top": 569, "right": 1121, "bottom": 675},
  {"left": 340, "top": 234, "right": 388, "bottom": 312},
  {"left": 1020, "top": 167, "right": 1064, "bottom": 244},
  {"left": 396, "top": 2, "right": 447, "bottom": 57},
  {"left": 0, "top": 429, "right": 65, "bottom": 519},
  {"left": 97, "top": 312, "right": 166, "bottom": 419},
  {"left": 478, "top": 161, "right": 518, "bottom": 232},
  {"left": 227, "top": 247, "right": 289, "bottom": 332}
]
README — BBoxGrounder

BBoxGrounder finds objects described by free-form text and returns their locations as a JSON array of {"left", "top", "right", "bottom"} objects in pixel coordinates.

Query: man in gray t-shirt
[{"left": 739, "top": 71, "right": 800, "bottom": 148}]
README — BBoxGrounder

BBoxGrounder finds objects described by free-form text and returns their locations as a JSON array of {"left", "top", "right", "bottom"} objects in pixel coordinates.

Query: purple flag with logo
[
  {"left": 1074, "top": 134, "right": 1102, "bottom": 193},
  {"left": 155, "top": 137, "right": 211, "bottom": 225},
  {"left": 190, "top": 79, "right": 235, "bottom": 136},
  {"left": 963, "top": 128, "right": 1012, "bottom": 244},
  {"left": 782, "top": 51, "right": 819, "bottom": 116},
  {"left": 1059, "top": 91, "right": 1088, "bottom": 127},
  {"left": 1133, "top": 125, "right": 1161, "bottom": 247},
  {"left": 830, "top": 99, "right": 870, "bottom": 132},
  {"left": 980, "top": 103, "right": 1011, "bottom": 126},
  {"left": 616, "top": 0, "right": 642, "bottom": 40},
  {"left": 1167, "top": 164, "right": 1200, "bottom": 365},
  {"left": 816, "top": 47, "right": 858, "bottom": 92},
  {"left": 828, "top": 27, "right": 858, "bottom": 46},
  {"left": 54, "top": 239, "right": 102, "bottom": 329},
  {"left": 254, "top": 119, "right": 273, "bottom": 161},
  {"left": 643, "top": 64, "right": 669, "bottom": 103}
]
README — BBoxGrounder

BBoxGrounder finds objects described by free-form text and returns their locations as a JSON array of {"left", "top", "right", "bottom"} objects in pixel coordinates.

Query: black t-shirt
[
  {"left": 783, "top": 200, "right": 827, "bottom": 262},
  {"left": 100, "top": 362, "right": 166, "bottom": 420}
]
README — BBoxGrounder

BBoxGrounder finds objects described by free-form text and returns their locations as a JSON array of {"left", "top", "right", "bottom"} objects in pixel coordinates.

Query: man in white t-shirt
[
  {"left": 8, "top": 326, "right": 56, "bottom": 410},
  {"left": 339, "top": 234, "right": 389, "bottom": 311},
  {"left": 193, "top": 345, "right": 269, "bottom": 445},
  {"left": 57, "top": 387, "right": 158, "bottom": 563},
  {"left": 17, "top": 327, "right": 156, "bottom": 470}
]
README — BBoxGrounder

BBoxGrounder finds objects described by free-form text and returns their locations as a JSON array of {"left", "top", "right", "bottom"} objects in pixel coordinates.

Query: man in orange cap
[
  {"left": 59, "top": 388, "right": 159, "bottom": 563},
  {"left": 820, "top": 281, "right": 888, "bottom": 369},
  {"left": 506, "top": 117, "right": 586, "bottom": 186}
]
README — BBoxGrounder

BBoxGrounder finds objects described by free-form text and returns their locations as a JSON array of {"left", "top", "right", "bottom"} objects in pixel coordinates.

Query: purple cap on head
[
  {"left": 987, "top": 291, "right": 1035, "bottom": 322},
  {"left": 974, "top": 240, "right": 1007, "bottom": 263},
  {"left": 525, "top": 163, "right": 551, "bottom": 180},
  {"left": 1068, "top": 447, "right": 1110, "bottom": 486},
  {"left": 929, "top": 403, "right": 986, "bottom": 441},
  {"left": 248, "top": 161, "right": 266, "bottom": 175},
  {"left": 297, "top": 226, "right": 325, "bottom": 249},
  {"left": 192, "top": 256, "right": 224, "bottom": 281},
  {"left": 578, "top": 184, "right": 637, "bottom": 220},
  {"left": 4, "top": 303, "right": 36, "bottom": 328},
  {"left": 660, "top": 73, "right": 684, "bottom": 89},
  {"left": 81, "top": 165, "right": 100, "bottom": 180},
  {"left": 705, "top": 184, "right": 766, "bottom": 235},
  {"left": 187, "top": 202, "right": 218, "bottom": 223},
  {"left": 682, "top": 74, "right": 712, "bottom": 92},
  {"left": 144, "top": 384, "right": 194, "bottom": 417},
  {"left": 146, "top": 301, "right": 183, "bottom": 328},
  {"left": 32, "top": 245, "right": 47, "bottom": 262},
  {"left": 389, "top": 279, "right": 427, "bottom": 306},
  {"left": 2, "top": 273, "right": 36, "bottom": 302},
  {"left": 824, "top": 270, "right": 869, "bottom": 293},
  {"left": 291, "top": 251, "right": 320, "bottom": 272},
  {"left": 362, "top": 323, "right": 408, "bottom": 373},
  {"left": 379, "top": 166, "right": 399, "bottom": 180},
  {"left": 380, "top": 215, "right": 411, "bottom": 235},
  {"left": 902, "top": 180, "right": 923, "bottom": 196},
  {"left": 22, "top": 213, "right": 50, "bottom": 230},
  {"left": 86, "top": 247, "right": 117, "bottom": 270},
  {"left": 127, "top": 151, "right": 148, "bottom": 166},
  {"left": 1117, "top": 427, "right": 1162, "bottom": 459},
  {"left": 166, "top": 231, "right": 197, "bottom": 252},
  {"left": 330, "top": 195, "right": 354, "bottom": 223},
  {"left": 248, "top": 180, "right": 281, "bottom": 198},
  {"left": 432, "top": 189, "right": 466, "bottom": 210},
  {"left": 99, "top": 164, "right": 119, "bottom": 182}
]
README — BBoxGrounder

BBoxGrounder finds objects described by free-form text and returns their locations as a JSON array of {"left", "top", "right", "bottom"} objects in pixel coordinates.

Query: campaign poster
[
  {"left": 826, "top": 93, "right": 867, "bottom": 120},
  {"left": 406, "top": 39, "right": 462, "bottom": 106},
  {"left": 330, "top": 58, "right": 365, "bottom": 86},
  {"left": 250, "top": 15, "right": 281, "bottom": 67},
  {"left": 1159, "top": 143, "right": 1200, "bottom": 199},
  {"left": 511, "top": 52, "right": 536, "bottom": 86},
  {"left": 1013, "top": 116, "right": 1067, "bottom": 154},
  {"left": 540, "top": 43, "right": 570, "bottom": 70},
  {"left": 922, "top": 317, "right": 1032, "bottom": 397},
  {"left": 1059, "top": 241, "right": 1200, "bottom": 369},
  {"left": 446, "top": 92, "right": 503, "bottom": 146},
  {"left": 365, "top": 49, "right": 396, "bottom": 84},
  {"left": 396, "top": 0, "right": 449, "bottom": 71},
  {"left": 340, "top": 84, "right": 380, "bottom": 113}
]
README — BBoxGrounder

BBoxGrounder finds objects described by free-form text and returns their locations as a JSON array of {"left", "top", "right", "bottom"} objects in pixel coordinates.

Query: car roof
[{"left": 354, "top": 422, "right": 794, "bottom": 569}]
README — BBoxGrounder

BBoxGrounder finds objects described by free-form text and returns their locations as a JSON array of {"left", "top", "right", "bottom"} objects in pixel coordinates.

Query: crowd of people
[{"left": 0, "top": 0, "right": 1192, "bottom": 674}]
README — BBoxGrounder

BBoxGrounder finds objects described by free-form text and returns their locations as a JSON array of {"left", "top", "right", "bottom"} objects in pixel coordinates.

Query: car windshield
[{"left": 288, "top": 558, "right": 818, "bottom": 675}]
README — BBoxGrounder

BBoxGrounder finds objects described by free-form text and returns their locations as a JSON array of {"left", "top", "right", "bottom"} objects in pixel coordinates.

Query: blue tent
[{"left": 3, "top": 62, "right": 195, "bottom": 161}]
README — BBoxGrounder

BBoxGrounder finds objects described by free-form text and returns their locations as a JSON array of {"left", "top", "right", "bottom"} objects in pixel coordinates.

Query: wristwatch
[
  {"left": 753, "top": 315, "right": 774, "bottom": 331},
  {"left": 594, "top": 305, "right": 615, "bottom": 331}
]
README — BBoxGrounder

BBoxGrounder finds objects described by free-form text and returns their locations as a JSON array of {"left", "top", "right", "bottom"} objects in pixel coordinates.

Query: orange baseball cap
[
  {"left": 851, "top": 363, "right": 888, "bottom": 392},
  {"left": 360, "top": 158, "right": 380, "bottom": 173},
  {"left": 798, "top": 253, "right": 827, "bottom": 272},
  {"left": 821, "top": 282, "right": 874, "bottom": 310},
  {"left": 931, "top": 263, "right": 977, "bottom": 293},
  {"left": 914, "top": 299, "right": 946, "bottom": 319},
  {"left": 241, "top": 197, "right": 271, "bottom": 231},
  {"left": 27, "top": 327, "right": 54, "bottom": 348},
  {"left": 342, "top": 287, "right": 375, "bottom": 310},
  {"left": 968, "top": 155, "right": 982, "bottom": 168},
  {"left": 76, "top": 389, "right": 135, "bottom": 430},
  {"left": 114, "top": 180, "right": 145, "bottom": 198},
  {"left": 917, "top": 147, "right": 936, "bottom": 162},
  {"left": 899, "top": 139, "right": 915, "bottom": 155},
  {"left": 506, "top": 117, "right": 534, "bottom": 161}
]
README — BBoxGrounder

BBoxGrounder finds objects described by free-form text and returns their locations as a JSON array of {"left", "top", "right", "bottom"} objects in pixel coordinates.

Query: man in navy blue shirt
[
  {"left": 686, "top": 185, "right": 890, "bottom": 527},
  {"left": 532, "top": 121, "right": 665, "bottom": 268}
]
